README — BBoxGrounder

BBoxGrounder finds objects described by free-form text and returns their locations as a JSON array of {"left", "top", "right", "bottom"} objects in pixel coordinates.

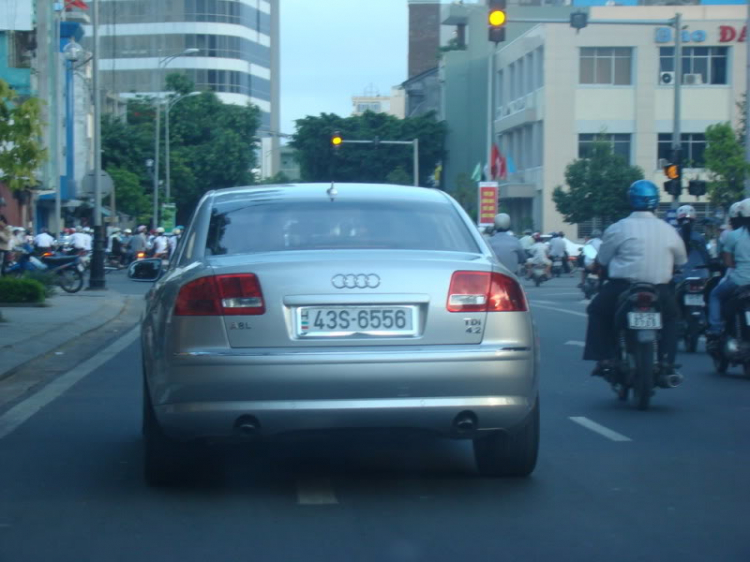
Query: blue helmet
[{"left": 628, "top": 180, "right": 659, "bottom": 211}]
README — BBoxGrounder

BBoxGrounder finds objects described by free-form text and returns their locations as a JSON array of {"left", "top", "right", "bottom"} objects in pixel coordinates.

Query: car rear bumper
[{"left": 152, "top": 345, "right": 537, "bottom": 440}]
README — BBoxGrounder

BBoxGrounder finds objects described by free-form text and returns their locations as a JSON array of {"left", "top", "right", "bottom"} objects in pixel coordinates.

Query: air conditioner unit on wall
[
  {"left": 660, "top": 71, "right": 675, "bottom": 85},
  {"left": 684, "top": 73, "right": 704, "bottom": 85}
]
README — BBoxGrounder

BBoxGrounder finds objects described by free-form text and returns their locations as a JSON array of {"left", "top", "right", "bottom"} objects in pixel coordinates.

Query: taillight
[
  {"left": 174, "top": 274, "right": 265, "bottom": 316},
  {"left": 216, "top": 274, "right": 265, "bottom": 316},
  {"left": 635, "top": 292, "right": 655, "bottom": 311},
  {"left": 447, "top": 271, "right": 528, "bottom": 313},
  {"left": 688, "top": 281, "right": 704, "bottom": 293}
]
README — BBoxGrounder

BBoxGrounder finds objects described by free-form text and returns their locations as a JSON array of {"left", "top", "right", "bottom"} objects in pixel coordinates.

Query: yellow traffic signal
[
  {"left": 331, "top": 131, "right": 343, "bottom": 147},
  {"left": 489, "top": 10, "right": 506, "bottom": 27},
  {"left": 664, "top": 164, "right": 679, "bottom": 180}
]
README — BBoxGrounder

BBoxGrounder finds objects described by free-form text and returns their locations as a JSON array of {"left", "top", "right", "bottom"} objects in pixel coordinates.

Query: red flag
[
  {"left": 65, "top": 0, "right": 89, "bottom": 10},
  {"left": 490, "top": 144, "right": 500, "bottom": 180}
]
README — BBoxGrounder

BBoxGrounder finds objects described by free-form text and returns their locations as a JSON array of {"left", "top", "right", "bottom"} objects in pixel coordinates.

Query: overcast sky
[{"left": 279, "top": 0, "right": 409, "bottom": 136}]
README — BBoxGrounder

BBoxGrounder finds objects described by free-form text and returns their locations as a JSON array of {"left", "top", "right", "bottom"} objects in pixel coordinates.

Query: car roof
[{"left": 208, "top": 183, "right": 451, "bottom": 204}]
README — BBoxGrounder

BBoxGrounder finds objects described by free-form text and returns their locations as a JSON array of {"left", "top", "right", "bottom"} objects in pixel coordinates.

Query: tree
[
  {"left": 101, "top": 73, "right": 260, "bottom": 224},
  {"left": 290, "top": 111, "right": 446, "bottom": 186},
  {"left": 704, "top": 122, "right": 750, "bottom": 210},
  {"left": 0, "top": 79, "right": 47, "bottom": 191},
  {"left": 386, "top": 166, "right": 412, "bottom": 186},
  {"left": 552, "top": 139, "right": 644, "bottom": 226},
  {"left": 449, "top": 173, "right": 478, "bottom": 222},
  {"left": 107, "top": 166, "right": 150, "bottom": 223}
]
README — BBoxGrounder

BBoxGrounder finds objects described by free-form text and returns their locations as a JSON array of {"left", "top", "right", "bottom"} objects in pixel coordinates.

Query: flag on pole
[
  {"left": 65, "top": 0, "right": 89, "bottom": 9},
  {"left": 471, "top": 162, "right": 482, "bottom": 182},
  {"left": 490, "top": 144, "right": 507, "bottom": 180}
]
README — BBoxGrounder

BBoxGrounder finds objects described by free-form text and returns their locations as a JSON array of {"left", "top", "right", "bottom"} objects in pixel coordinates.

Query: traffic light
[
  {"left": 331, "top": 131, "right": 343, "bottom": 150},
  {"left": 488, "top": 0, "right": 507, "bottom": 44},
  {"left": 570, "top": 11, "right": 588, "bottom": 32},
  {"left": 664, "top": 163, "right": 680, "bottom": 181},
  {"left": 664, "top": 180, "right": 682, "bottom": 197},
  {"left": 688, "top": 180, "right": 707, "bottom": 197}
]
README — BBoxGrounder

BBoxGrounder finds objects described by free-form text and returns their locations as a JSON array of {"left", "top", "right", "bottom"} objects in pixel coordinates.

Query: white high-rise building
[{"left": 88, "top": 0, "right": 279, "bottom": 151}]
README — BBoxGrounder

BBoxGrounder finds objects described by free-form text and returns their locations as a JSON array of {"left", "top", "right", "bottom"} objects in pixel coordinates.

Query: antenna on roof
[{"left": 327, "top": 182, "right": 338, "bottom": 201}]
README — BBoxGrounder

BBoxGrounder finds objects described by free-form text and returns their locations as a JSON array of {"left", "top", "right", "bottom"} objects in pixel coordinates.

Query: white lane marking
[
  {"left": 531, "top": 303, "right": 588, "bottom": 318},
  {"left": 528, "top": 299, "right": 556, "bottom": 305},
  {"left": 569, "top": 417, "right": 632, "bottom": 442},
  {"left": 296, "top": 478, "right": 338, "bottom": 505},
  {"left": 0, "top": 328, "right": 140, "bottom": 441},
  {"left": 565, "top": 341, "right": 585, "bottom": 347}
]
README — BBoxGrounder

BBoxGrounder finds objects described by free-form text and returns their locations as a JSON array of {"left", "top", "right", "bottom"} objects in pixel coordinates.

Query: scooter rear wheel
[{"left": 58, "top": 268, "right": 84, "bottom": 293}]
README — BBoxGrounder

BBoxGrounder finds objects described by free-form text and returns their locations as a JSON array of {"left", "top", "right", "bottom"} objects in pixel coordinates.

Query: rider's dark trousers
[{"left": 583, "top": 279, "right": 679, "bottom": 364}]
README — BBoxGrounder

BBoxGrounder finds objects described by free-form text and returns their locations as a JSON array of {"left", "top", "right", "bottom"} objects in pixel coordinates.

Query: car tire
[{"left": 473, "top": 397, "right": 539, "bottom": 478}]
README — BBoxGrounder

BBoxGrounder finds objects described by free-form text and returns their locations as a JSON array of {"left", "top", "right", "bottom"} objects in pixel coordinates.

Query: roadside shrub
[
  {"left": 22, "top": 271, "right": 58, "bottom": 297},
  {"left": 0, "top": 277, "right": 47, "bottom": 303}
]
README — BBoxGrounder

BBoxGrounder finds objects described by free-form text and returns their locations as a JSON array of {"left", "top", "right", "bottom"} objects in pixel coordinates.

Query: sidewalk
[{"left": 0, "top": 290, "right": 130, "bottom": 380}]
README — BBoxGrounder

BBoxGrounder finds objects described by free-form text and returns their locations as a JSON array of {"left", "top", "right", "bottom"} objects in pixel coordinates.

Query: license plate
[
  {"left": 553, "top": 260, "right": 562, "bottom": 266},
  {"left": 684, "top": 294, "right": 704, "bottom": 307},
  {"left": 296, "top": 306, "right": 418, "bottom": 338},
  {"left": 628, "top": 312, "right": 662, "bottom": 329},
  {"left": 77, "top": 264, "right": 84, "bottom": 272}
]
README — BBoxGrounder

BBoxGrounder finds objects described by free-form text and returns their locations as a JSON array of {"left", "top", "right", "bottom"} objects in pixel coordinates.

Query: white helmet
[
  {"left": 729, "top": 201, "right": 743, "bottom": 219},
  {"left": 736, "top": 198, "right": 750, "bottom": 218},
  {"left": 124, "top": 228, "right": 132, "bottom": 234},
  {"left": 156, "top": 227, "right": 165, "bottom": 234},
  {"left": 493, "top": 213, "right": 511, "bottom": 232},
  {"left": 677, "top": 205, "right": 697, "bottom": 221}
]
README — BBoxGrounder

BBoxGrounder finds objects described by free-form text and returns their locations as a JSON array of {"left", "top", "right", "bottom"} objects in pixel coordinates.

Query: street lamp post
[
  {"left": 88, "top": 0, "right": 106, "bottom": 289},
  {"left": 152, "top": 48, "right": 199, "bottom": 227},
  {"left": 165, "top": 92, "right": 200, "bottom": 204}
]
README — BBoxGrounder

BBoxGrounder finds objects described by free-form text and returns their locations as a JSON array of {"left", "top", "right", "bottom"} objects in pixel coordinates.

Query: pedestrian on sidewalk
[{"left": 0, "top": 209, "right": 11, "bottom": 276}]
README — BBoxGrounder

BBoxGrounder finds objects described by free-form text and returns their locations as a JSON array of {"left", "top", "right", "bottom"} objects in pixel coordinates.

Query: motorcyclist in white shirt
[
  {"left": 525, "top": 233, "right": 551, "bottom": 278},
  {"left": 151, "top": 227, "right": 169, "bottom": 259}
]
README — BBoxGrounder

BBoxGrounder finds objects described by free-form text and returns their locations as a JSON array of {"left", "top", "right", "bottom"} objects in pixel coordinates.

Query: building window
[
  {"left": 657, "top": 133, "right": 706, "bottom": 168},
  {"left": 356, "top": 102, "right": 381, "bottom": 113},
  {"left": 579, "top": 48, "right": 632, "bottom": 85},
  {"left": 659, "top": 47, "right": 728, "bottom": 85},
  {"left": 578, "top": 133, "right": 631, "bottom": 164}
]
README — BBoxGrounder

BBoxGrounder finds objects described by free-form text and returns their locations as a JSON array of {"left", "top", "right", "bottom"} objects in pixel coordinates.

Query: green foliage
[
  {"left": 21, "top": 270, "right": 58, "bottom": 297},
  {"left": 101, "top": 73, "right": 260, "bottom": 224},
  {"left": 0, "top": 79, "right": 47, "bottom": 191},
  {"left": 290, "top": 111, "right": 446, "bottom": 186},
  {"left": 0, "top": 277, "right": 46, "bottom": 303},
  {"left": 108, "top": 166, "right": 151, "bottom": 223},
  {"left": 259, "top": 171, "right": 291, "bottom": 185},
  {"left": 553, "top": 140, "right": 644, "bottom": 226},
  {"left": 450, "top": 173, "right": 478, "bottom": 223},
  {"left": 386, "top": 166, "right": 412, "bottom": 186},
  {"left": 704, "top": 122, "right": 750, "bottom": 210}
]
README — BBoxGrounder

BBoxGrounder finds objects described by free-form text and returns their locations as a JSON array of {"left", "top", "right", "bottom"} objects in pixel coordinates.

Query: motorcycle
[
  {"left": 675, "top": 275, "right": 707, "bottom": 353},
  {"left": 581, "top": 244, "right": 600, "bottom": 300},
  {"left": 6, "top": 245, "right": 85, "bottom": 293},
  {"left": 550, "top": 257, "right": 563, "bottom": 278},
  {"left": 529, "top": 263, "right": 549, "bottom": 287},
  {"left": 708, "top": 284, "right": 750, "bottom": 377},
  {"left": 602, "top": 283, "right": 682, "bottom": 410}
]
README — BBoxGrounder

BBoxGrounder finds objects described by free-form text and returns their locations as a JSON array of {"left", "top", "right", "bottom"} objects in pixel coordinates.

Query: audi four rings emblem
[{"left": 332, "top": 274, "right": 381, "bottom": 289}]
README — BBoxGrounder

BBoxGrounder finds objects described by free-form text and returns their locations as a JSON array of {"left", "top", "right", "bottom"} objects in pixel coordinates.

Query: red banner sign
[{"left": 478, "top": 183, "right": 498, "bottom": 226}]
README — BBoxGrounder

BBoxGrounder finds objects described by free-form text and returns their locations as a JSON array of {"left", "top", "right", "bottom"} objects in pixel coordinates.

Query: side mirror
[{"left": 128, "top": 258, "right": 162, "bottom": 282}]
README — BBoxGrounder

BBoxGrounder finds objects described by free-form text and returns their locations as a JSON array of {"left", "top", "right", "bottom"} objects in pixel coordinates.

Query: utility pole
[
  {"left": 671, "top": 13, "right": 683, "bottom": 209},
  {"left": 745, "top": 0, "right": 750, "bottom": 196},
  {"left": 88, "top": 0, "right": 105, "bottom": 289}
]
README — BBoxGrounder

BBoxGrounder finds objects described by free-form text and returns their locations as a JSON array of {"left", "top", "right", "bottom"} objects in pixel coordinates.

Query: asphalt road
[{"left": 1, "top": 275, "right": 748, "bottom": 561}]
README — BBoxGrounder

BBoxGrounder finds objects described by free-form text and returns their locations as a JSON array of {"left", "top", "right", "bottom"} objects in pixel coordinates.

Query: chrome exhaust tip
[
  {"left": 453, "top": 411, "right": 478, "bottom": 433},
  {"left": 234, "top": 415, "right": 261, "bottom": 437}
]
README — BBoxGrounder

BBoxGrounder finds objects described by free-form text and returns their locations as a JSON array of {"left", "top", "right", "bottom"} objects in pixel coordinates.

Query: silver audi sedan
[{"left": 134, "top": 183, "right": 539, "bottom": 485}]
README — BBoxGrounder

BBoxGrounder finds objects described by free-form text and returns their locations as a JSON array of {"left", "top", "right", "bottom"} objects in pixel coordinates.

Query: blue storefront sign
[{"left": 655, "top": 27, "right": 708, "bottom": 43}]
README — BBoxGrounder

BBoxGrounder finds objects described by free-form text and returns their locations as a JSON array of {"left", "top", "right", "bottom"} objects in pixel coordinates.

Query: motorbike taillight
[
  {"left": 635, "top": 292, "right": 655, "bottom": 311},
  {"left": 688, "top": 281, "right": 705, "bottom": 293}
]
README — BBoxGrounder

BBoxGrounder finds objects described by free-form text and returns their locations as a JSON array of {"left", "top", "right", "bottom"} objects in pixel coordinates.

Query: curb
[{"left": 0, "top": 294, "right": 132, "bottom": 383}]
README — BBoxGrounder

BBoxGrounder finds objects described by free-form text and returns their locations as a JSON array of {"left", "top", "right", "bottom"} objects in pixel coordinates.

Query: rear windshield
[{"left": 205, "top": 198, "right": 479, "bottom": 255}]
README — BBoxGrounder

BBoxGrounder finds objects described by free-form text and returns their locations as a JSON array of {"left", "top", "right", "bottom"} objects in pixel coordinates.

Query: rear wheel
[
  {"left": 534, "top": 276, "right": 541, "bottom": 287},
  {"left": 631, "top": 342, "right": 654, "bottom": 411},
  {"left": 473, "top": 397, "right": 539, "bottom": 477},
  {"left": 58, "top": 268, "right": 83, "bottom": 293},
  {"left": 713, "top": 355, "right": 729, "bottom": 375}
]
